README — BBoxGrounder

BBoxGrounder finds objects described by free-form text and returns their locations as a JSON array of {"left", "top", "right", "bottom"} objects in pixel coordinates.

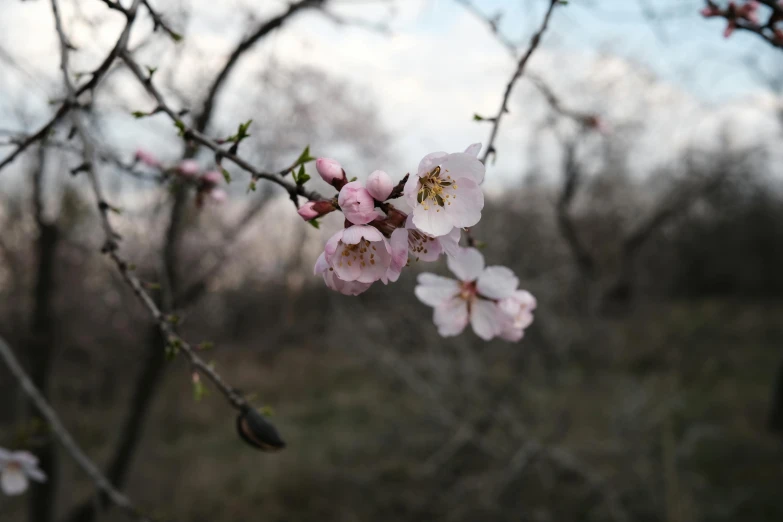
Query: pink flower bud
[
  {"left": 298, "top": 201, "right": 319, "bottom": 220},
  {"left": 297, "top": 200, "right": 337, "bottom": 221},
  {"left": 177, "top": 159, "right": 200, "bottom": 177},
  {"left": 366, "top": 170, "right": 394, "bottom": 201},
  {"left": 338, "top": 181, "right": 378, "bottom": 225},
  {"left": 201, "top": 170, "right": 222, "bottom": 186},
  {"left": 134, "top": 148, "right": 160, "bottom": 168},
  {"left": 724, "top": 20, "right": 736, "bottom": 38},
  {"left": 316, "top": 158, "right": 346, "bottom": 187}
]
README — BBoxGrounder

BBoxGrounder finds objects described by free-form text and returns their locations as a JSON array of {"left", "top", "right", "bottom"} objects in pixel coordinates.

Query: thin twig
[
  {"left": 481, "top": 0, "right": 560, "bottom": 164},
  {"left": 50, "top": 0, "right": 259, "bottom": 417},
  {"left": 120, "top": 51, "right": 323, "bottom": 203},
  {"left": 0, "top": 0, "right": 142, "bottom": 174}
]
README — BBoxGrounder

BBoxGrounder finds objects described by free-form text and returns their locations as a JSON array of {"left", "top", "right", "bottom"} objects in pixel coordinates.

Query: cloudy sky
[{"left": 1, "top": 0, "right": 781, "bottom": 190}]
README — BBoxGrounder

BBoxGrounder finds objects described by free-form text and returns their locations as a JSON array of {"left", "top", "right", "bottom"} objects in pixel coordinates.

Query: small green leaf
[
  {"left": 226, "top": 120, "right": 253, "bottom": 143},
  {"left": 170, "top": 31, "right": 183, "bottom": 42},
  {"left": 295, "top": 165, "right": 310, "bottom": 185},
  {"left": 166, "top": 314, "right": 180, "bottom": 325},
  {"left": 174, "top": 120, "right": 187, "bottom": 137},
  {"left": 198, "top": 341, "right": 214, "bottom": 351},
  {"left": 349, "top": 176, "right": 358, "bottom": 182},
  {"left": 259, "top": 405, "right": 275, "bottom": 417},
  {"left": 307, "top": 218, "right": 321, "bottom": 229},
  {"left": 192, "top": 379, "right": 207, "bottom": 402},
  {"left": 146, "top": 66, "right": 158, "bottom": 77},
  {"left": 294, "top": 145, "right": 315, "bottom": 166},
  {"left": 473, "top": 113, "right": 484, "bottom": 121},
  {"left": 221, "top": 168, "right": 231, "bottom": 183},
  {"left": 247, "top": 180, "right": 257, "bottom": 193},
  {"left": 131, "top": 110, "right": 148, "bottom": 119}
]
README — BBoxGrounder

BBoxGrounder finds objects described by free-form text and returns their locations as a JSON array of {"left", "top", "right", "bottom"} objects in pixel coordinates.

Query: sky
[{"left": 0, "top": 0, "right": 781, "bottom": 192}]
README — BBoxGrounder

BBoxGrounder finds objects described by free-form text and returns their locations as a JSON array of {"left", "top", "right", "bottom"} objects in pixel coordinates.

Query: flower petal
[
  {"left": 443, "top": 178, "right": 483, "bottom": 228},
  {"left": 470, "top": 299, "right": 502, "bottom": 341},
  {"left": 418, "top": 151, "right": 448, "bottom": 175},
  {"left": 464, "top": 143, "right": 482, "bottom": 157},
  {"left": 324, "top": 230, "right": 344, "bottom": 258},
  {"left": 314, "top": 252, "right": 329, "bottom": 275},
  {"left": 341, "top": 225, "right": 384, "bottom": 245},
  {"left": 433, "top": 297, "right": 469, "bottom": 337},
  {"left": 412, "top": 203, "right": 454, "bottom": 237},
  {"left": 442, "top": 152, "right": 485, "bottom": 184},
  {"left": 447, "top": 247, "right": 485, "bottom": 282},
  {"left": 25, "top": 467, "right": 46, "bottom": 483},
  {"left": 439, "top": 227, "right": 462, "bottom": 257},
  {"left": 477, "top": 266, "right": 519, "bottom": 299},
  {"left": 1, "top": 467, "right": 29, "bottom": 496},
  {"left": 415, "top": 273, "right": 460, "bottom": 307}
]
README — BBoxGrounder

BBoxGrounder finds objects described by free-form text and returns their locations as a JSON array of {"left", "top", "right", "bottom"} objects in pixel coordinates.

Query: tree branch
[{"left": 0, "top": 334, "right": 155, "bottom": 522}]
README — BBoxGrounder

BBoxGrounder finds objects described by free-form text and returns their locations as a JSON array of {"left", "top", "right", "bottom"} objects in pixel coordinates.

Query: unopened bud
[
  {"left": 366, "top": 170, "right": 393, "bottom": 201},
  {"left": 316, "top": 158, "right": 346, "bottom": 189},
  {"left": 297, "top": 200, "right": 337, "bottom": 221},
  {"left": 236, "top": 407, "right": 285, "bottom": 451}
]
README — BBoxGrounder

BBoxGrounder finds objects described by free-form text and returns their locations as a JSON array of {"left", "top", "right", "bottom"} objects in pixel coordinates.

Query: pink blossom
[
  {"left": 314, "top": 252, "right": 372, "bottom": 296},
  {"left": 338, "top": 181, "right": 379, "bottom": 225},
  {"left": 324, "top": 225, "right": 393, "bottom": 284},
  {"left": 403, "top": 146, "right": 485, "bottom": 237},
  {"left": 316, "top": 158, "right": 346, "bottom": 188},
  {"left": 134, "top": 148, "right": 160, "bottom": 168},
  {"left": 415, "top": 248, "right": 531, "bottom": 341},
  {"left": 497, "top": 290, "right": 537, "bottom": 341},
  {"left": 0, "top": 448, "right": 46, "bottom": 496},
  {"left": 366, "top": 170, "right": 394, "bottom": 201},
  {"left": 177, "top": 159, "right": 200, "bottom": 178}
]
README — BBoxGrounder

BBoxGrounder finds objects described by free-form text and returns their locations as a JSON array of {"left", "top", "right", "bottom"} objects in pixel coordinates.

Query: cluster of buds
[
  {"left": 301, "top": 143, "right": 536, "bottom": 341},
  {"left": 133, "top": 149, "right": 227, "bottom": 207}
]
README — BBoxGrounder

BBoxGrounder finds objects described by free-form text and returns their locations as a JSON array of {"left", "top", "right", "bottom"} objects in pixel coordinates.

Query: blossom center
[
  {"left": 459, "top": 280, "right": 477, "bottom": 301},
  {"left": 417, "top": 166, "right": 457, "bottom": 211},
  {"left": 337, "top": 239, "right": 378, "bottom": 268},
  {"left": 408, "top": 230, "right": 434, "bottom": 258}
]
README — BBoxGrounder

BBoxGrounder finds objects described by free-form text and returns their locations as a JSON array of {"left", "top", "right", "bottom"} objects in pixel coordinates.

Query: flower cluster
[
  {"left": 133, "top": 149, "right": 227, "bottom": 207},
  {"left": 304, "top": 144, "right": 536, "bottom": 341},
  {"left": 0, "top": 448, "right": 46, "bottom": 496}
]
